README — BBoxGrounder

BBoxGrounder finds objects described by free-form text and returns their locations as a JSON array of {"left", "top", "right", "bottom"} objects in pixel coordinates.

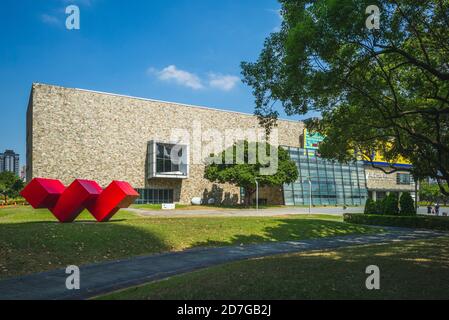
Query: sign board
[
  {"left": 162, "top": 203, "right": 176, "bottom": 210},
  {"left": 304, "top": 129, "right": 324, "bottom": 150}
]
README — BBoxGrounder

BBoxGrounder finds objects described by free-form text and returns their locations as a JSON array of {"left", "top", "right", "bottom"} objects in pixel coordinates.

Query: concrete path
[
  {"left": 128, "top": 206, "right": 441, "bottom": 217},
  {"left": 0, "top": 228, "right": 446, "bottom": 300},
  {"left": 127, "top": 206, "right": 364, "bottom": 217}
]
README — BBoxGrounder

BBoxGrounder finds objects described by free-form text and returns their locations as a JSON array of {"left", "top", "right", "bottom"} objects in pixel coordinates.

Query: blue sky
[{"left": 0, "top": 0, "right": 303, "bottom": 166}]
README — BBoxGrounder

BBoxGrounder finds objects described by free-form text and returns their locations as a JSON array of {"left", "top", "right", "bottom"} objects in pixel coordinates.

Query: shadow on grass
[
  {"left": 0, "top": 220, "right": 170, "bottom": 280},
  {"left": 192, "top": 218, "right": 378, "bottom": 248},
  {"left": 103, "top": 237, "right": 449, "bottom": 300}
]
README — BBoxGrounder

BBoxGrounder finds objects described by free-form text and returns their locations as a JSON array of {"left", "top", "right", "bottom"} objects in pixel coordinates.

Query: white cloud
[
  {"left": 149, "top": 66, "right": 240, "bottom": 91},
  {"left": 267, "top": 8, "right": 283, "bottom": 32},
  {"left": 40, "top": 14, "right": 60, "bottom": 25},
  {"left": 208, "top": 74, "right": 240, "bottom": 91},
  {"left": 150, "top": 65, "right": 204, "bottom": 90}
]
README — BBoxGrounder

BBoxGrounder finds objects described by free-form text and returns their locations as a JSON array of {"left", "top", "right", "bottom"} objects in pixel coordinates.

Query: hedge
[
  {"left": 0, "top": 198, "right": 27, "bottom": 206},
  {"left": 344, "top": 213, "right": 449, "bottom": 231}
]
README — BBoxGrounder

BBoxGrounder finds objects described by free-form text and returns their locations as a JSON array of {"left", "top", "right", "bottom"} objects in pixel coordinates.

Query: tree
[
  {"left": 419, "top": 180, "right": 449, "bottom": 205},
  {"left": 204, "top": 141, "right": 298, "bottom": 206},
  {"left": 242, "top": 0, "right": 449, "bottom": 196},
  {"left": 364, "top": 198, "right": 376, "bottom": 215},
  {"left": 400, "top": 192, "right": 416, "bottom": 216},
  {"left": 375, "top": 199, "right": 386, "bottom": 215},
  {"left": 0, "top": 172, "right": 24, "bottom": 203},
  {"left": 384, "top": 193, "right": 399, "bottom": 215}
]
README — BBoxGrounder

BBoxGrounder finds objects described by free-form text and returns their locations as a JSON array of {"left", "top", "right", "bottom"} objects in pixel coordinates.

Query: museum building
[{"left": 26, "top": 83, "right": 417, "bottom": 206}]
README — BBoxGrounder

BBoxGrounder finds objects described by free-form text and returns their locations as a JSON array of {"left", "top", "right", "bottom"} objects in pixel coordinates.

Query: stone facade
[
  {"left": 27, "top": 83, "right": 304, "bottom": 204},
  {"left": 365, "top": 167, "right": 416, "bottom": 192}
]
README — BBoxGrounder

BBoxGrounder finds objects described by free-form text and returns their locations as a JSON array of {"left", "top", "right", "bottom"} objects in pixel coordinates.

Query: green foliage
[
  {"left": 241, "top": 0, "right": 449, "bottom": 193},
  {"left": 419, "top": 181, "right": 449, "bottom": 205},
  {"left": 383, "top": 194, "right": 399, "bottom": 216},
  {"left": 344, "top": 213, "right": 449, "bottom": 231},
  {"left": 400, "top": 192, "right": 416, "bottom": 216},
  {"left": 0, "top": 172, "right": 24, "bottom": 202},
  {"left": 375, "top": 199, "right": 384, "bottom": 215},
  {"left": 204, "top": 141, "right": 298, "bottom": 205},
  {"left": 364, "top": 199, "right": 376, "bottom": 215}
]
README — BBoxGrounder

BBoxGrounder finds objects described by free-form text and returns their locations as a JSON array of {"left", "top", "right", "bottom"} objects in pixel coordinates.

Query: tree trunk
[{"left": 244, "top": 188, "right": 255, "bottom": 207}]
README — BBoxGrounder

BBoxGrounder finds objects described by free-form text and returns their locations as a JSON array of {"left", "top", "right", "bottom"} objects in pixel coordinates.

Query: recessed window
[
  {"left": 147, "top": 141, "right": 189, "bottom": 179},
  {"left": 397, "top": 173, "right": 411, "bottom": 185}
]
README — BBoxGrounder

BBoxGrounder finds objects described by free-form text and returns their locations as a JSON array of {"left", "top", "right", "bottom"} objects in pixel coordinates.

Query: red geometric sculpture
[
  {"left": 86, "top": 181, "right": 139, "bottom": 222},
  {"left": 19, "top": 178, "right": 66, "bottom": 209},
  {"left": 50, "top": 179, "right": 103, "bottom": 223},
  {"left": 20, "top": 178, "right": 139, "bottom": 223}
]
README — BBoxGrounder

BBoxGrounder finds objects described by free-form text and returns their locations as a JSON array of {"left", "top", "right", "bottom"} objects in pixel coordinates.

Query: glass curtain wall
[{"left": 283, "top": 147, "right": 368, "bottom": 206}]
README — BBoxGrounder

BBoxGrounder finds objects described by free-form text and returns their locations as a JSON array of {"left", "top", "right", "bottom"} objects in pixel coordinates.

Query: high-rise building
[{"left": 0, "top": 150, "right": 20, "bottom": 176}]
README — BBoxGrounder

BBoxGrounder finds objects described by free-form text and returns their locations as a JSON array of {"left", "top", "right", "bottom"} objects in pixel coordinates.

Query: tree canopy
[
  {"left": 241, "top": 0, "right": 449, "bottom": 195},
  {"left": 0, "top": 171, "right": 24, "bottom": 203},
  {"left": 204, "top": 141, "right": 298, "bottom": 205},
  {"left": 419, "top": 180, "right": 449, "bottom": 205}
]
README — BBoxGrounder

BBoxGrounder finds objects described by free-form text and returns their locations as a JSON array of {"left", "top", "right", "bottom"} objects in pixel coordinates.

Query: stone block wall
[{"left": 27, "top": 83, "right": 304, "bottom": 204}]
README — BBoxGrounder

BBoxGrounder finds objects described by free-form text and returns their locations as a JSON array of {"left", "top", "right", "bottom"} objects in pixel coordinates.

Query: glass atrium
[{"left": 283, "top": 147, "right": 368, "bottom": 206}]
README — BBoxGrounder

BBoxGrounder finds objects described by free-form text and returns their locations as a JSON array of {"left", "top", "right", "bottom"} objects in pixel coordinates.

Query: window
[
  {"left": 147, "top": 141, "right": 189, "bottom": 179},
  {"left": 135, "top": 188, "right": 174, "bottom": 204},
  {"left": 397, "top": 173, "right": 411, "bottom": 185},
  {"left": 157, "top": 143, "right": 181, "bottom": 174}
]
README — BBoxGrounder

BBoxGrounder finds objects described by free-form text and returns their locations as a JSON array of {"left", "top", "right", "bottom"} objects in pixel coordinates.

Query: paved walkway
[
  {"left": 0, "top": 228, "right": 446, "bottom": 300},
  {"left": 128, "top": 206, "right": 439, "bottom": 217},
  {"left": 128, "top": 206, "right": 364, "bottom": 217}
]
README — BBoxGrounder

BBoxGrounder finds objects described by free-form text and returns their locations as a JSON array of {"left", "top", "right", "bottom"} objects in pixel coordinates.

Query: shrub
[
  {"left": 364, "top": 199, "right": 376, "bottom": 215},
  {"left": 344, "top": 213, "right": 449, "bottom": 231},
  {"left": 375, "top": 198, "right": 386, "bottom": 215},
  {"left": 400, "top": 192, "right": 416, "bottom": 216},
  {"left": 383, "top": 193, "right": 399, "bottom": 215}
]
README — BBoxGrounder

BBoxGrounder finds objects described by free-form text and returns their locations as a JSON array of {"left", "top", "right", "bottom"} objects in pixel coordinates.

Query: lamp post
[
  {"left": 255, "top": 177, "right": 259, "bottom": 212},
  {"left": 304, "top": 177, "right": 312, "bottom": 215}
]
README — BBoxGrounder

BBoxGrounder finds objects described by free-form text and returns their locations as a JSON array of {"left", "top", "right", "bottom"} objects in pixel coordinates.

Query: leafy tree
[
  {"left": 400, "top": 192, "right": 416, "bottom": 216},
  {"left": 419, "top": 180, "right": 449, "bottom": 205},
  {"left": 384, "top": 193, "right": 399, "bottom": 215},
  {"left": 364, "top": 199, "right": 376, "bottom": 215},
  {"left": 0, "top": 171, "right": 24, "bottom": 203},
  {"left": 241, "top": 0, "right": 449, "bottom": 196},
  {"left": 204, "top": 141, "right": 298, "bottom": 206}
]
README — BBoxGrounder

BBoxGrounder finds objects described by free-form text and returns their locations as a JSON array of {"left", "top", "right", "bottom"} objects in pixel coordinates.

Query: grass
[
  {"left": 99, "top": 236, "right": 449, "bottom": 300},
  {"left": 0, "top": 207, "right": 381, "bottom": 279}
]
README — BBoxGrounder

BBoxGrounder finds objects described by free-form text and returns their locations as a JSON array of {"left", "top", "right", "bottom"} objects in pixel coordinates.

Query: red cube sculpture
[
  {"left": 87, "top": 181, "right": 139, "bottom": 222},
  {"left": 50, "top": 179, "right": 103, "bottom": 223},
  {"left": 21, "top": 178, "right": 139, "bottom": 223},
  {"left": 20, "top": 178, "right": 65, "bottom": 209}
]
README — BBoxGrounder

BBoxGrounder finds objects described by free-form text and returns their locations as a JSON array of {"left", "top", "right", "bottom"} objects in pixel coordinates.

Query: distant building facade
[{"left": 0, "top": 150, "right": 20, "bottom": 176}]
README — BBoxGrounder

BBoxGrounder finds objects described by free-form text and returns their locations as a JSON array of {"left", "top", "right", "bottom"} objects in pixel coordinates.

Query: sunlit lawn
[
  {"left": 0, "top": 207, "right": 381, "bottom": 279},
  {"left": 100, "top": 237, "right": 449, "bottom": 300}
]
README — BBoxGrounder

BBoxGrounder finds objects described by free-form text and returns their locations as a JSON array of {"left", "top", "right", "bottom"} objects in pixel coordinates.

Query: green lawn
[
  {"left": 0, "top": 207, "right": 381, "bottom": 279},
  {"left": 99, "top": 237, "right": 449, "bottom": 300}
]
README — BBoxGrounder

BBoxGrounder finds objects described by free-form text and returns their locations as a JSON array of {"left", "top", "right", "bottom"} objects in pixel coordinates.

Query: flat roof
[{"left": 32, "top": 82, "right": 303, "bottom": 124}]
